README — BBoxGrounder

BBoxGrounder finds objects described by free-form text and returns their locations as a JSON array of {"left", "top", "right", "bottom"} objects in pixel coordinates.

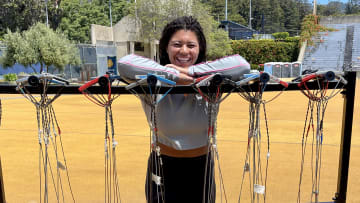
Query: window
[{"left": 134, "top": 42, "right": 144, "bottom": 52}]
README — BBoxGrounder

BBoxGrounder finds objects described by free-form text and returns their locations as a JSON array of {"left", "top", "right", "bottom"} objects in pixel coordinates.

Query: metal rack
[{"left": 0, "top": 71, "right": 356, "bottom": 203}]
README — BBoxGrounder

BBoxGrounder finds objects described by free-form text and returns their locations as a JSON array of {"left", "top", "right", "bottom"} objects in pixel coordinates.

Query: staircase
[{"left": 302, "top": 23, "right": 360, "bottom": 72}]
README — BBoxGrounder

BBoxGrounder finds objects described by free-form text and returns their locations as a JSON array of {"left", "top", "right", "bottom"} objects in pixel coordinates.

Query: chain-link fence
[
  {"left": 63, "top": 44, "right": 117, "bottom": 82},
  {"left": 0, "top": 43, "right": 117, "bottom": 82}
]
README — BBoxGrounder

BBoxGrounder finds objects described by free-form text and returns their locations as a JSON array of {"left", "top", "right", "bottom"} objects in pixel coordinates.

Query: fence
[
  {"left": 64, "top": 44, "right": 117, "bottom": 82},
  {"left": 0, "top": 43, "right": 117, "bottom": 82}
]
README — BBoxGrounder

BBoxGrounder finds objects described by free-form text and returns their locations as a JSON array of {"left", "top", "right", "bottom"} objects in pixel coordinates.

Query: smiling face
[{"left": 166, "top": 29, "right": 200, "bottom": 68}]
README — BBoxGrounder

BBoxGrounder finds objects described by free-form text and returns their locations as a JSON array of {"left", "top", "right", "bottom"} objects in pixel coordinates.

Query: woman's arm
[
  {"left": 118, "top": 54, "right": 181, "bottom": 83},
  {"left": 118, "top": 54, "right": 250, "bottom": 84},
  {"left": 188, "top": 54, "right": 251, "bottom": 81}
]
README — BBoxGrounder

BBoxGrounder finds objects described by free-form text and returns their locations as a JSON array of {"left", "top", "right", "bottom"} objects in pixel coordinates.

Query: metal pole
[
  {"left": 333, "top": 71, "right": 357, "bottom": 203},
  {"left": 45, "top": 0, "right": 49, "bottom": 27},
  {"left": 109, "top": 0, "right": 113, "bottom": 27},
  {"left": 313, "top": 0, "right": 317, "bottom": 15},
  {"left": 225, "top": 0, "right": 229, "bottom": 32},
  {"left": 0, "top": 156, "right": 6, "bottom": 203},
  {"left": 249, "top": 0, "right": 252, "bottom": 29},
  {"left": 70, "top": 64, "right": 73, "bottom": 80},
  {"left": 225, "top": 0, "right": 228, "bottom": 21}
]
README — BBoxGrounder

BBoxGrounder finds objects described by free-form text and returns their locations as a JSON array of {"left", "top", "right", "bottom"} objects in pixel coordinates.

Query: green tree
[
  {"left": 201, "top": 0, "right": 225, "bottom": 21},
  {"left": 257, "top": 0, "right": 272, "bottom": 33},
  {"left": 233, "top": 0, "right": 308, "bottom": 35},
  {"left": 207, "top": 26, "right": 233, "bottom": 60},
  {"left": 191, "top": 1, "right": 233, "bottom": 59},
  {"left": 250, "top": 0, "right": 284, "bottom": 34},
  {"left": 47, "top": 0, "right": 65, "bottom": 30},
  {"left": 0, "top": 0, "right": 44, "bottom": 37},
  {"left": 131, "top": 0, "right": 232, "bottom": 59},
  {"left": 235, "top": 0, "right": 250, "bottom": 26},
  {"left": 280, "top": 0, "right": 300, "bottom": 35},
  {"left": 320, "top": 1, "right": 344, "bottom": 16},
  {"left": 227, "top": 0, "right": 247, "bottom": 25},
  {"left": 129, "top": 0, "right": 167, "bottom": 42},
  {"left": 59, "top": 0, "right": 107, "bottom": 43},
  {"left": 0, "top": 0, "right": 71, "bottom": 37},
  {"left": 346, "top": 0, "right": 360, "bottom": 14},
  {"left": 270, "top": 0, "right": 285, "bottom": 33},
  {"left": 297, "top": 0, "right": 312, "bottom": 22},
  {"left": 201, "top": 0, "right": 246, "bottom": 24},
  {"left": 58, "top": 0, "right": 130, "bottom": 43},
  {"left": 252, "top": 0, "right": 267, "bottom": 31},
  {"left": 109, "top": 0, "right": 131, "bottom": 24},
  {"left": 0, "top": 23, "right": 80, "bottom": 73}
]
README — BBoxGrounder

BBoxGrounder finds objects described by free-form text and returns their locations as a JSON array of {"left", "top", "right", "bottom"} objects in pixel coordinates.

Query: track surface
[{"left": 0, "top": 82, "right": 359, "bottom": 202}]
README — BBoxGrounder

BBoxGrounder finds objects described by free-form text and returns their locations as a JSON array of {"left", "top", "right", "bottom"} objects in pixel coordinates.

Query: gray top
[
  {"left": 141, "top": 94, "right": 209, "bottom": 150},
  {"left": 118, "top": 54, "right": 250, "bottom": 150}
]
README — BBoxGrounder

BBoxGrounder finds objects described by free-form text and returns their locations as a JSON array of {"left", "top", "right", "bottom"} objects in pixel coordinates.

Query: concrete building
[{"left": 91, "top": 15, "right": 159, "bottom": 62}]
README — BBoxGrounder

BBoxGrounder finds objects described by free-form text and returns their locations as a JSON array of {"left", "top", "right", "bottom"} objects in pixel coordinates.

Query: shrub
[
  {"left": 207, "top": 28, "right": 233, "bottom": 60},
  {"left": 283, "top": 36, "right": 300, "bottom": 43},
  {"left": 299, "top": 14, "right": 337, "bottom": 46},
  {"left": 250, "top": 64, "right": 261, "bottom": 70},
  {"left": 3, "top": 73, "right": 17, "bottom": 81},
  {"left": 272, "top": 32, "right": 290, "bottom": 39},
  {"left": 231, "top": 39, "right": 299, "bottom": 69}
]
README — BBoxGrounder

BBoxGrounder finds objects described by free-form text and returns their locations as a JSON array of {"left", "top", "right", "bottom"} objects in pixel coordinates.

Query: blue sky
[{"left": 317, "top": 0, "right": 348, "bottom": 5}]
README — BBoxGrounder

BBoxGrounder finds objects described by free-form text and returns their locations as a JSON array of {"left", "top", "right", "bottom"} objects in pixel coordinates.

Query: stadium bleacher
[{"left": 302, "top": 23, "right": 360, "bottom": 72}]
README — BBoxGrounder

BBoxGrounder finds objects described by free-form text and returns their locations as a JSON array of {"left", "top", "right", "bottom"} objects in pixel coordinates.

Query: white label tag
[
  {"left": 254, "top": 184, "right": 265, "bottom": 194},
  {"left": 152, "top": 173, "right": 162, "bottom": 185}
]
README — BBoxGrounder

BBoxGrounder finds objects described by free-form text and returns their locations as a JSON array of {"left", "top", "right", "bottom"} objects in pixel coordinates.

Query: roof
[{"left": 220, "top": 20, "right": 258, "bottom": 32}]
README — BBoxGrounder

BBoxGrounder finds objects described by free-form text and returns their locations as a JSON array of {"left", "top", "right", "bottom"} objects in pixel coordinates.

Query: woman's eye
[{"left": 172, "top": 43, "right": 181, "bottom": 47}]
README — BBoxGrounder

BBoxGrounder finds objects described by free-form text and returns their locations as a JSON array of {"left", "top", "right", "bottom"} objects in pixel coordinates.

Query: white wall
[{"left": 91, "top": 24, "right": 114, "bottom": 45}]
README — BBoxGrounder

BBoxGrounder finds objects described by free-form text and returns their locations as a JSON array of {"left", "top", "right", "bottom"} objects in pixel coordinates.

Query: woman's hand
[
  {"left": 177, "top": 73, "right": 194, "bottom": 85},
  {"left": 165, "top": 64, "right": 189, "bottom": 75},
  {"left": 165, "top": 64, "right": 194, "bottom": 85}
]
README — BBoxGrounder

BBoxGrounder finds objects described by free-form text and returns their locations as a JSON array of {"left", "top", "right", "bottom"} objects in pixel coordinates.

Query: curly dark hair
[{"left": 159, "top": 16, "right": 207, "bottom": 66}]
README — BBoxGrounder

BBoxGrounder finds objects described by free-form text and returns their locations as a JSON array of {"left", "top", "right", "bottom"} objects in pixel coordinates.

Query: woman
[{"left": 118, "top": 16, "right": 250, "bottom": 203}]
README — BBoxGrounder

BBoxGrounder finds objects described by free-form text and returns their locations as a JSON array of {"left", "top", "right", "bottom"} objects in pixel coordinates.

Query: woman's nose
[{"left": 180, "top": 45, "right": 189, "bottom": 53}]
